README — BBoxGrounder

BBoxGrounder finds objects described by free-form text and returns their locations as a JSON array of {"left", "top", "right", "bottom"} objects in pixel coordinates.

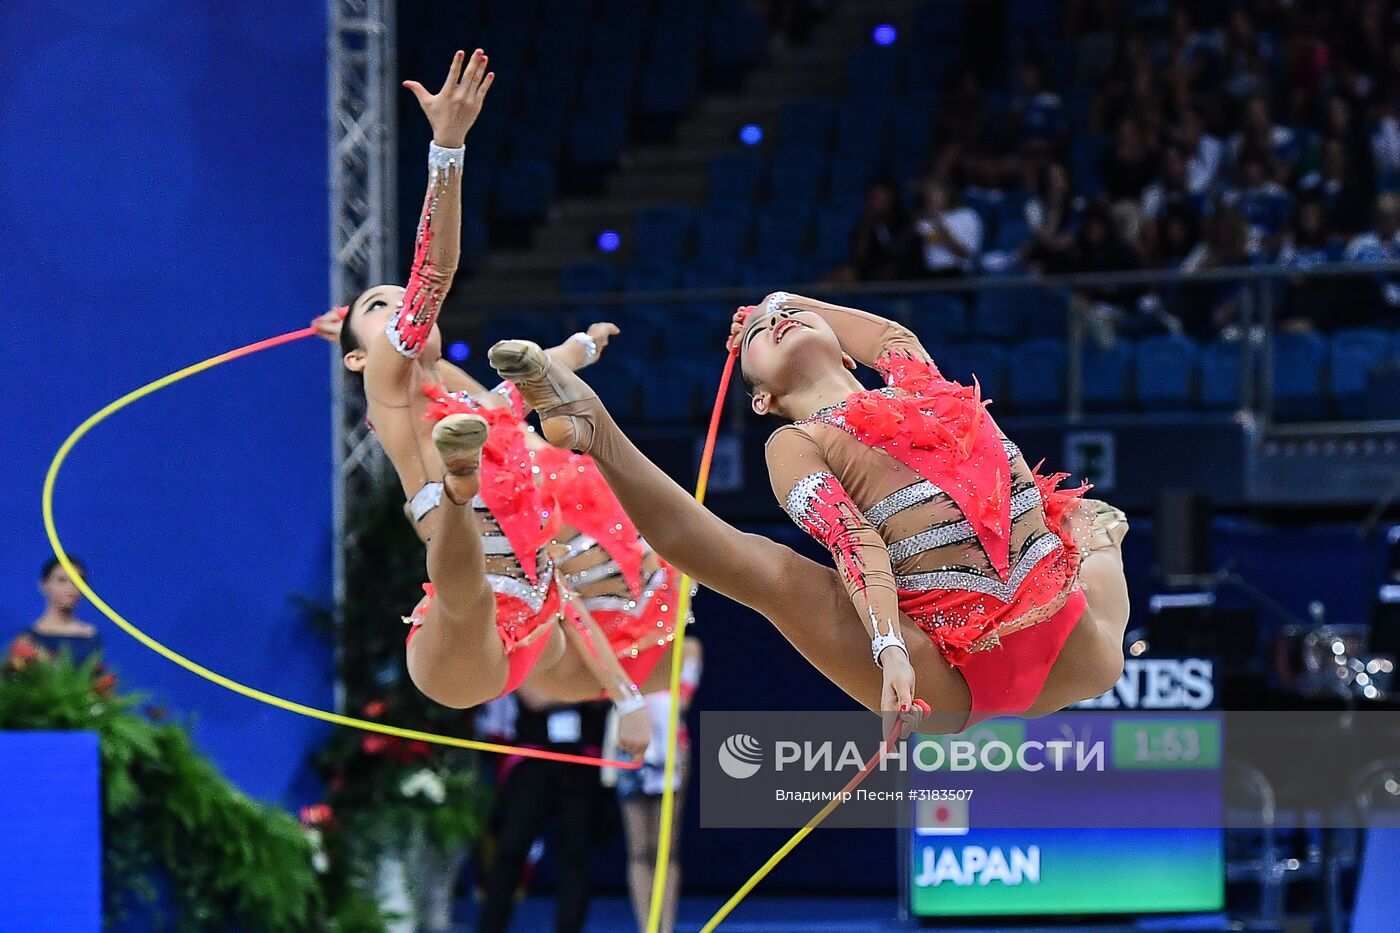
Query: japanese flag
[{"left": 915, "top": 797, "right": 969, "bottom": 836}]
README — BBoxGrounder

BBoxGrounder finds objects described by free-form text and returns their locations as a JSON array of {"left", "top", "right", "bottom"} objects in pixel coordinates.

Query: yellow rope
[{"left": 40, "top": 328, "right": 638, "bottom": 769}]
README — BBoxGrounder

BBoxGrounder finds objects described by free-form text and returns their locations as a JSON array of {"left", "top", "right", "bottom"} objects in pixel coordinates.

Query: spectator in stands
[
  {"left": 1068, "top": 0, "right": 1120, "bottom": 85},
  {"left": 1142, "top": 145, "right": 1209, "bottom": 220},
  {"left": 1013, "top": 58, "right": 1067, "bottom": 157},
  {"left": 1099, "top": 118, "right": 1160, "bottom": 204},
  {"left": 7, "top": 557, "right": 101, "bottom": 668},
  {"left": 1278, "top": 195, "right": 1344, "bottom": 332},
  {"left": 1064, "top": 201, "right": 1169, "bottom": 341},
  {"left": 1344, "top": 191, "right": 1400, "bottom": 312},
  {"left": 847, "top": 179, "right": 917, "bottom": 282},
  {"left": 1300, "top": 137, "right": 1373, "bottom": 240},
  {"left": 1154, "top": 204, "right": 1203, "bottom": 269},
  {"left": 1022, "top": 162, "right": 1080, "bottom": 273},
  {"left": 1181, "top": 205, "right": 1256, "bottom": 338},
  {"left": 915, "top": 175, "right": 983, "bottom": 278},
  {"left": 1172, "top": 108, "right": 1224, "bottom": 195},
  {"left": 1344, "top": 192, "right": 1400, "bottom": 262},
  {"left": 1370, "top": 101, "right": 1400, "bottom": 189},
  {"left": 1229, "top": 152, "right": 1292, "bottom": 256},
  {"left": 1229, "top": 96, "right": 1299, "bottom": 186},
  {"left": 1220, "top": 10, "right": 1276, "bottom": 102}
]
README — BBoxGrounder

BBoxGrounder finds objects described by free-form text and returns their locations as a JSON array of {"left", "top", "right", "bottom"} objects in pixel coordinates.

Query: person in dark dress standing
[{"left": 7, "top": 557, "right": 102, "bottom": 668}]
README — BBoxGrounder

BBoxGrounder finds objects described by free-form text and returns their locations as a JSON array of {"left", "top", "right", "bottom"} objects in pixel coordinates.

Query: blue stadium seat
[
  {"left": 1329, "top": 328, "right": 1390, "bottom": 418},
  {"left": 578, "top": 61, "right": 638, "bottom": 110},
  {"left": 1135, "top": 334, "right": 1199, "bottom": 410},
  {"left": 910, "top": 293, "right": 970, "bottom": 342},
  {"left": 559, "top": 260, "right": 618, "bottom": 294},
  {"left": 970, "top": 287, "right": 1025, "bottom": 342},
  {"left": 707, "top": 3, "right": 766, "bottom": 72},
  {"left": 708, "top": 152, "right": 765, "bottom": 205},
  {"left": 913, "top": 0, "right": 967, "bottom": 42},
  {"left": 812, "top": 204, "right": 858, "bottom": 267},
  {"left": 495, "top": 160, "right": 556, "bottom": 223},
  {"left": 827, "top": 152, "right": 879, "bottom": 201},
  {"left": 622, "top": 260, "right": 680, "bottom": 292},
  {"left": 1271, "top": 331, "right": 1327, "bottom": 420},
  {"left": 901, "top": 54, "right": 949, "bottom": 105},
  {"left": 945, "top": 342, "right": 1009, "bottom": 399},
  {"left": 590, "top": 354, "right": 643, "bottom": 422},
  {"left": 1200, "top": 339, "right": 1245, "bottom": 410},
  {"left": 890, "top": 103, "right": 935, "bottom": 182},
  {"left": 835, "top": 105, "right": 891, "bottom": 158},
  {"left": 567, "top": 107, "right": 628, "bottom": 170},
  {"left": 742, "top": 256, "right": 807, "bottom": 288},
  {"left": 509, "top": 108, "right": 568, "bottom": 161},
  {"left": 847, "top": 48, "right": 900, "bottom": 99},
  {"left": 1008, "top": 339, "right": 1068, "bottom": 413},
  {"left": 769, "top": 156, "right": 827, "bottom": 204},
  {"left": 694, "top": 205, "right": 753, "bottom": 261},
  {"left": 632, "top": 205, "right": 695, "bottom": 264},
  {"left": 1022, "top": 290, "right": 1069, "bottom": 339},
  {"left": 639, "top": 56, "right": 699, "bottom": 121},
  {"left": 682, "top": 258, "right": 741, "bottom": 289},
  {"left": 754, "top": 204, "right": 814, "bottom": 257},
  {"left": 480, "top": 311, "right": 554, "bottom": 351},
  {"left": 461, "top": 212, "right": 489, "bottom": 271},
  {"left": 1081, "top": 338, "right": 1134, "bottom": 411},
  {"left": 778, "top": 100, "right": 837, "bottom": 152}
]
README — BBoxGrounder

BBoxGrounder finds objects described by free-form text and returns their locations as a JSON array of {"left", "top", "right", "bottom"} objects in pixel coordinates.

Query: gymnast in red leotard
[
  {"left": 535, "top": 445, "right": 687, "bottom": 694},
  {"left": 327, "top": 47, "right": 650, "bottom": 751},
  {"left": 488, "top": 293, "right": 1132, "bottom": 731}
]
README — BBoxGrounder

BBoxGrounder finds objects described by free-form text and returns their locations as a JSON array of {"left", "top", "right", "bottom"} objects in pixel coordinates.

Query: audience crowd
[{"left": 843, "top": 0, "right": 1400, "bottom": 339}]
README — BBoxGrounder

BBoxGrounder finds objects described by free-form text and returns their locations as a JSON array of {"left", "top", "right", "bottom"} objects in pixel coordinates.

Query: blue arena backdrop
[{"left": 0, "top": 2, "right": 333, "bottom": 805}]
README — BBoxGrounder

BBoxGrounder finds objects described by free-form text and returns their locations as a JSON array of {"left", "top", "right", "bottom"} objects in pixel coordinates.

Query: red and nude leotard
[
  {"left": 369, "top": 143, "right": 561, "bottom": 698},
  {"left": 535, "top": 445, "right": 686, "bottom": 687},
  {"left": 762, "top": 295, "right": 1089, "bottom": 727},
  {"left": 411, "top": 380, "right": 564, "bottom": 698}
]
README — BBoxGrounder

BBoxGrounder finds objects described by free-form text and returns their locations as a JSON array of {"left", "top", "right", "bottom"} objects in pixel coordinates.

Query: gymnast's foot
[
  {"left": 488, "top": 339, "right": 600, "bottom": 453},
  {"left": 432, "top": 413, "right": 488, "bottom": 503},
  {"left": 1085, "top": 499, "right": 1129, "bottom": 549}
]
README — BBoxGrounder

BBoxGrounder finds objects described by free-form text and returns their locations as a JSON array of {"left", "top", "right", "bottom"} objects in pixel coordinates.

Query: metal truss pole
[{"left": 329, "top": 0, "right": 397, "bottom": 713}]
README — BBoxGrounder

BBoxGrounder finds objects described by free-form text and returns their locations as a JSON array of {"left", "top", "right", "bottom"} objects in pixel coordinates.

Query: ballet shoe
[
  {"left": 488, "top": 339, "right": 600, "bottom": 453},
  {"left": 1084, "top": 498, "right": 1129, "bottom": 549},
  {"left": 432, "top": 412, "right": 488, "bottom": 503}
]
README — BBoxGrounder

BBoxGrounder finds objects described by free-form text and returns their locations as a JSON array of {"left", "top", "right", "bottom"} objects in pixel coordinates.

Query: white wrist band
[
  {"left": 614, "top": 692, "right": 646, "bottom": 717},
  {"left": 870, "top": 610, "right": 908, "bottom": 668},
  {"left": 570, "top": 332, "right": 599, "bottom": 365}
]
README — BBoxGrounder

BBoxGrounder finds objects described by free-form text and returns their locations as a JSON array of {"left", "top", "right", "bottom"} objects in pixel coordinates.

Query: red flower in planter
[
  {"left": 361, "top": 734, "right": 395, "bottom": 756},
  {"left": 93, "top": 673, "right": 117, "bottom": 696},
  {"left": 300, "top": 803, "right": 334, "bottom": 827}
]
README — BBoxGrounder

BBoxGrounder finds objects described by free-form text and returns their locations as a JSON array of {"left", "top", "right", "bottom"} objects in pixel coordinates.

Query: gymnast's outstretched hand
[
  {"left": 311, "top": 306, "right": 345, "bottom": 343},
  {"left": 402, "top": 47, "right": 495, "bottom": 149}
]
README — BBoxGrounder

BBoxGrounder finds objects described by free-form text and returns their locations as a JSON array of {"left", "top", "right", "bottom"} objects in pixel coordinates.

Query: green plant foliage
[{"left": 0, "top": 653, "right": 381, "bottom": 931}]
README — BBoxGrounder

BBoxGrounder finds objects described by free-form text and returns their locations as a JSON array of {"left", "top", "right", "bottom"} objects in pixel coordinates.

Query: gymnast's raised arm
[{"left": 363, "top": 50, "right": 494, "bottom": 397}]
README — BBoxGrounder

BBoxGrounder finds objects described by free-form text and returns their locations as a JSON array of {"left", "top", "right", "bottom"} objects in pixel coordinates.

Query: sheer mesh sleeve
[
  {"left": 765, "top": 425, "right": 902, "bottom": 651},
  {"left": 386, "top": 143, "right": 464, "bottom": 359}
]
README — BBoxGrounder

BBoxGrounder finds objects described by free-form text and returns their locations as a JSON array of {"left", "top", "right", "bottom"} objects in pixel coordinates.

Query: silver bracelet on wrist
[
  {"left": 570, "top": 332, "right": 599, "bottom": 365},
  {"left": 869, "top": 609, "right": 908, "bottom": 668}
]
